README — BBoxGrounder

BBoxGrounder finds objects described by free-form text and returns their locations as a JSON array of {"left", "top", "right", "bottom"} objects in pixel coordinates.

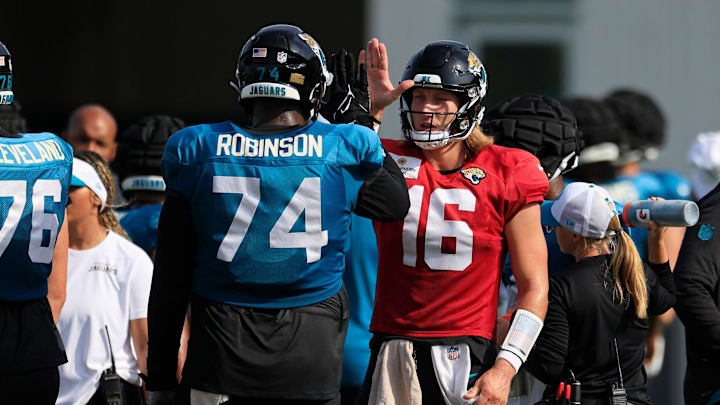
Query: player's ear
[{"left": 91, "top": 194, "right": 102, "bottom": 212}]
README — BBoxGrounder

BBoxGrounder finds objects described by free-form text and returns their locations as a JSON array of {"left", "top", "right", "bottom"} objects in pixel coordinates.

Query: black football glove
[{"left": 320, "top": 49, "right": 376, "bottom": 129}]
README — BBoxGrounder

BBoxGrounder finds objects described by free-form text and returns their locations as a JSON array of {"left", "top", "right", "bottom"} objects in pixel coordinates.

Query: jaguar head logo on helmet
[{"left": 399, "top": 41, "right": 487, "bottom": 150}]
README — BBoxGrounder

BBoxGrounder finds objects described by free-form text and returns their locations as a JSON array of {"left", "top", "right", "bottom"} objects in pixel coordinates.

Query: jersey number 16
[{"left": 403, "top": 185, "right": 475, "bottom": 271}]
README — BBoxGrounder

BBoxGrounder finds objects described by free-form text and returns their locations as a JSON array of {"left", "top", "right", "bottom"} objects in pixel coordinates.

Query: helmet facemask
[
  {"left": 398, "top": 41, "right": 488, "bottom": 150},
  {"left": 400, "top": 84, "right": 485, "bottom": 150}
]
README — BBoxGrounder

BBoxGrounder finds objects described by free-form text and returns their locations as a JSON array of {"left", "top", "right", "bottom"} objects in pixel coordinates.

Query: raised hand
[
  {"left": 362, "top": 38, "right": 414, "bottom": 122},
  {"left": 320, "top": 49, "right": 374, "bottom": 127}
]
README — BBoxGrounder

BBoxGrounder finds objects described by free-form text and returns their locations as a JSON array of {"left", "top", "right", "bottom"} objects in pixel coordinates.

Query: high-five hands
[
  {"left": 320, "top": 49, "right": 375, "bottom": 128},
  {"left": 361, "top": 38, "right": 414, "bottom": 122}
]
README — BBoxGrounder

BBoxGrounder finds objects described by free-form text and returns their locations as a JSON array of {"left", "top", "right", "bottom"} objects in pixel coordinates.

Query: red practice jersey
[{"left": 371, "top": 140, "right": 548, "bottom": 339}]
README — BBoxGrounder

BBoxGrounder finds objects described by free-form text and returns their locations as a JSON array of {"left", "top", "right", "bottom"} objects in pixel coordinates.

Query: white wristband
[
  {"left": 496, "top": 349, "right": 523, "bottom": 374},
  {"left": 500, "top": 308, "right": 544, "bottom": 363}
]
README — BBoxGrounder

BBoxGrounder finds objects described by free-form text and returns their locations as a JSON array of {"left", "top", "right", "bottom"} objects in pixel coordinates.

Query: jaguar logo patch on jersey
[
  {"left": 698, "top": 224, "right": 715, "bottom": 241},
  {"left": 461, "top": 167, "right": 486, "bottom": 185}
]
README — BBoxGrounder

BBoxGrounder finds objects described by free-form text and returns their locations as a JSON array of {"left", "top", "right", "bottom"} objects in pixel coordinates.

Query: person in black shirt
[
  {"left": 674, "top": 181, "right": 720, "bottom": 405},
  {"left": 524, "top": 183, "right": 675, "bottom": 405}
]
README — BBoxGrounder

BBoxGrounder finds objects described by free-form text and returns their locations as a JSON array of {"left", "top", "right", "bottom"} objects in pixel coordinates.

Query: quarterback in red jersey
[{"left": 356, "top": 39, "right": 550, "bottom": 405}]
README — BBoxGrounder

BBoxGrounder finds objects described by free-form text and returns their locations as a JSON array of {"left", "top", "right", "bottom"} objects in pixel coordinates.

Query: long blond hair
[
  {"left": 581, "top": 215, "right": 648, "bottom": 318},
  {"left": 464, "top": 125, "right": 493, "bottom": 155},
  {"left": 74, "top": 151, "right": 129, "bottom": 240}
]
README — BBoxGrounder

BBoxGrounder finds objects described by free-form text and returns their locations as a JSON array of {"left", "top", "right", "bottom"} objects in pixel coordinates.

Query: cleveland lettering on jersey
[
  {"left": 0, "top": 139, "right": 66, "bottom": 165},
  {"left": 216, "top": 133, "right": 322, "bottom": 158}
]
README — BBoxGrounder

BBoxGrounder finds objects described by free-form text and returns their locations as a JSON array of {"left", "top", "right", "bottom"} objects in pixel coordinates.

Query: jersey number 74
[{"left": 213, "top": 176, "right": 328, "bottom": 264}]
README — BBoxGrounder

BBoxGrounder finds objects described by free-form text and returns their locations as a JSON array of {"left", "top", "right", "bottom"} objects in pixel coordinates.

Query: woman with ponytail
[
  {"left": 523, "top": 182, "right": 675, "bottom": 405},
  {"left": 56, "top": 151, "right": 153, "bottom": 405}
]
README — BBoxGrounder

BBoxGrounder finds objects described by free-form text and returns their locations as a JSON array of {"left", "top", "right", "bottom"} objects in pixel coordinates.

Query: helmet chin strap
[{"left": 548, "top": 151, "right": 578, "bottom": 181}]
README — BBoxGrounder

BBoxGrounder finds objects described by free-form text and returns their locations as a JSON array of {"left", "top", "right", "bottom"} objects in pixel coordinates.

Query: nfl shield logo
[
  {"left": 447, "top": 346, "right": 459, "bottom": 361},
  {"left": 277, "top": 51, "right": 288, "bottom": 64},
  {"left": 699, "top": 224, "right": 715, "bottom": 241}
]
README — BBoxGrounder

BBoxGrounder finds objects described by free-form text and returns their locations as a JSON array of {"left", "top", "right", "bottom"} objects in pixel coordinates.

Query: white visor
[{"left": 71, "top": 158, "right": 108, "bottom": 210}]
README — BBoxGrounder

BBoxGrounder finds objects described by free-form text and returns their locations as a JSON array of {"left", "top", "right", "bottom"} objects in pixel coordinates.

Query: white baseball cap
[
  {"left": 688, "top": 131, "right": 720, "bottom": 200},
  {"left": 540, "top": 182, "right": 619, "bottom": 239}
]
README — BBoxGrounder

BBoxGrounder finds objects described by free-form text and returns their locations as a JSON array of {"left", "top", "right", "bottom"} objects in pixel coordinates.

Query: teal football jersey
[
  {"left": 651, "top": 170, "right": 691, "bottom": 200},
  {"left": 162, "top": 120, "right": 384, "bottom": 308},
  {"left": 0, "top": 133, "right": 73, "bottom": 301},
  {"left": 119, "top": 203, "right": 162, "bottom": 255}
]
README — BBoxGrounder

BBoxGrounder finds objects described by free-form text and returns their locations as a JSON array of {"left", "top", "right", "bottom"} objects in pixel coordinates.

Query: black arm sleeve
[
  {"left": 674, "top": 223, "right": 720, "bottom": 357},
  {"left": 354, "top": 149, "right": 410, "bottom": 222},
  {"left": 146, "top": 189, "right": 195, "bottom": 390},
  {"left": 645, "top": 261, "right": 675, "bottom": 316},
  {"left": 524, "top": 278, "right": 569, "bottom": 384}
]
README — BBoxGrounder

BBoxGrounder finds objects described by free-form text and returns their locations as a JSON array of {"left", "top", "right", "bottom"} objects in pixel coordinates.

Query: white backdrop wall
[
  {"left": 367, "top": 0, "right": 720, "bottom": 175},
  {"left": 570, "top": 0, "right": 720, "bottom": 175}
]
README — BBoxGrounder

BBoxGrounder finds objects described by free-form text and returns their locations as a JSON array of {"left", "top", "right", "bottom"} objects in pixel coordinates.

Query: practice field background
[{"left": 4, "top": 1, "right": 719, "bottom": 403}]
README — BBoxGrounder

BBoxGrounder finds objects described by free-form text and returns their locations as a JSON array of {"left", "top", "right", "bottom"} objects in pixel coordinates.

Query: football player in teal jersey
[
  {"left": 146, "top": 25, "right": 409, "bottom": 405},
  {"left": 605, "top": 88, "right": 691, "bottom": 202},
  {"left": 563, "top": 97, "right": 661, "bottom": 260},
  {"left": 0, "top": 40, "right": 73, "bottom": 403},
  {"left": 115, "top": 114, "right": 186, "bottom": 258},
  {"left": 115, "top": 114, "right": 192, "bottom": 399}
]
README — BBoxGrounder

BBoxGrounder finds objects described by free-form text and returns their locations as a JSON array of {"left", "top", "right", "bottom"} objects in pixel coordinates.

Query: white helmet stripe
[{"left": 240, "top": 82, "right": 300, "bottom": 100}]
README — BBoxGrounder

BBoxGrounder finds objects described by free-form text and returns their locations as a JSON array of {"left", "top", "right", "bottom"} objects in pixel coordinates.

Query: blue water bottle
[{"left": 622, "top": 200, "right": 699, "bottom": 228}]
